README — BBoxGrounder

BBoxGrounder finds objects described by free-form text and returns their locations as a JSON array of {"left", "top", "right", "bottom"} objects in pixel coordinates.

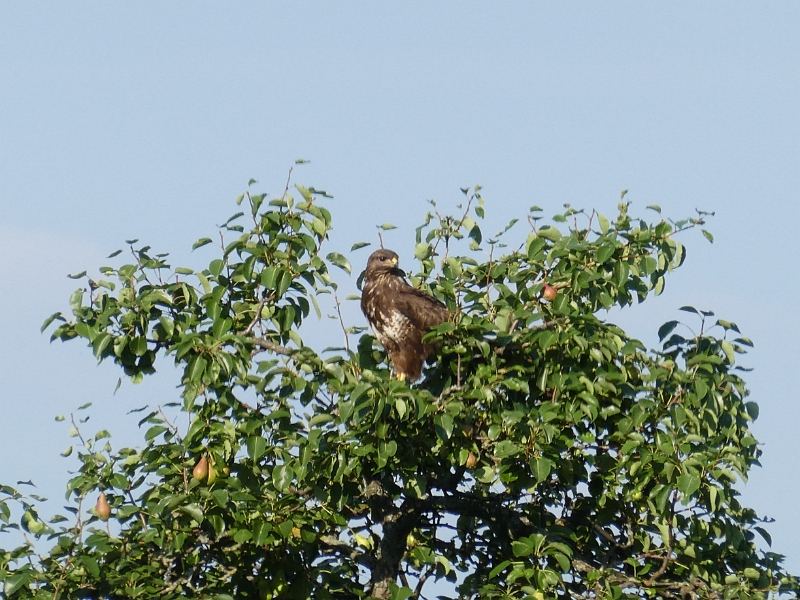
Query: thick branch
[
  {"left": 248, "top": 337, "right": 295, "bottom": 356},
  {"left": 369, "top": 503, "right": 420, "bottom": 599},
  {"left": 319, "top": 535, "right": 374, "bottom": 569}
]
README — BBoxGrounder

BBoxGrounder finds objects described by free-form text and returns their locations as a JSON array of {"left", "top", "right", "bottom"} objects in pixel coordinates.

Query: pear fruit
[
  {"left": 207, "top": 463, "right": 217, "bottom": 485},
  {"left": 465, "top": 452, "right": 478, "bottom": 469},
  {"left": 192, "top": 456, "right": 209, "bottom": 481},
  {"left": 96, "top": 492, "right": 111, "bottom": 521},
  {"left": 542, "top": 283, "right": 557, "bottom": 302}
]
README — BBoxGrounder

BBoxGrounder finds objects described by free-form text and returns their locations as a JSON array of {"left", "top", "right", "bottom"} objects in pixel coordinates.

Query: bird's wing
[{"left": 393, "top": 286, "right": 450, "bottom": 332}]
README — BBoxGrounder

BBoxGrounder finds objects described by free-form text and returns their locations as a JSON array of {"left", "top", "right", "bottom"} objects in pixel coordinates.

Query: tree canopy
[{"left": 1, "top": 173, "right": 796, "bottom": 599}]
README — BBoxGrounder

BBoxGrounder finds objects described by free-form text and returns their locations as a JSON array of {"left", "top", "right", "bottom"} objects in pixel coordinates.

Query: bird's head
[{"left": 365, "top": 249, "right": 401, "bottom": 276}]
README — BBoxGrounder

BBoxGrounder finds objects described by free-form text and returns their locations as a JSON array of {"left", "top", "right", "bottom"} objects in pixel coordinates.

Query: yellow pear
[
  {"left": 465, "top": 452, "right": 478, "bottom": 469},
  {"left": 96, "top": 492, "right": 111, "bottom": 521},
  {"left": 192, "top": 455, "right": 209, "bottom": 481}
]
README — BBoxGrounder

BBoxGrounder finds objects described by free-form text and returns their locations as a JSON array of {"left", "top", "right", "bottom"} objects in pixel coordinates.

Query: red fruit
[{"left": 542, "top": 284, "right": 557, "bottom": 302}]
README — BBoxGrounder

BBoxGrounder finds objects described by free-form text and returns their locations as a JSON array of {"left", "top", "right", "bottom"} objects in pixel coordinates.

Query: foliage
[{"left": 1, "top": 176, "right": 796, "bottom": 599}]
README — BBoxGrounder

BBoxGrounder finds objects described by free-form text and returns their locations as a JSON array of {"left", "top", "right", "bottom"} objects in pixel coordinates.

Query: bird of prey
[{"left": 360, "top": 249, "right": 450, "bottom": 381}]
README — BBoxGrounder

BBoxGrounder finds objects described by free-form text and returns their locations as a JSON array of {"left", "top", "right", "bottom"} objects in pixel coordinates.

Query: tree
[{"left": 0, "top": 172, "right": 796, "bottom": 600}]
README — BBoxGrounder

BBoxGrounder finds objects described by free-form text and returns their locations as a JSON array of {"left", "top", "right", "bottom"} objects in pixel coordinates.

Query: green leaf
[
  {"left": 378, "top": 440, "right": 398, "bottom": 466},
  {"left": 494, "top": 440, "right": 520, "bottom": 458},
  {"left": 537, "top": 226, "right": 562, "bottom": 242},
  {"left": 296, "top": 184, "right": 312, "bottom": 202},
  {"left": 597, "top": 213, "right": 610, "bottom": 234},
  {"left": 702, "top": 229, "right": 714, "bottom": 243},
  {"left": 527, "top": 236, "right": 547, "bottom": 261},
  {"left": 180, "top": 504, "right": 204, "bottom": 523},
  {"left": 276, "top": 270, "right": 293, "bottom": 298},
  {"left": 69, "top": 289, "right": 84, "bottom": 313},
  {"left": 211, "top": 489, "right": 230, "bottom": 508},
  {"left": 309, "top": 413, "right": 334, "bottom": 427},
  {"left": 670, "top": 240, "right": 686, "bottom": 269},
  {"left": 414, "top": 243, "right": 431, "bottom": 260},
  {"left": 272, "top": 464, "right": 293, "bottom": 492},
  {"left": 3, "top": 571, "right": 32, "bottom": 596},
  {"left": 653, "top": 275, "right": 665, "bottom": 295},
  {"left": 246, "top": 436, "right": 267, "bottom": 461},
  {"left": 678, "top": 472, "right": 701, "bottom": 498},
  {"left": 754, "top": 526, "right": 772, "bottom": 547},
  {"left": 92, "top": 332, "right": 113, "bottom": 359},
  {"left": 538, "top": 330, "right": 556, "bottom": 351},
  {"left": 192, "top": 237, "right": 213, "bottom": 250},
  {"left": 596, "top": 243, "right": 615, "bottom": 264},
  {"left": 721, "top": 340, "right": 735, "bottom": 364},
  {"left": 512, "top": 539, "right": 534, "bottom": 557},
  {"left": 326, "top": 252, "right": 352, "bottom": 275},
  {"left": 253, "top": 521, "right": 273, "bottom": 546},
  {"left": 716, "top": 319, "right": 740, "bottom": 332},
  {"left": 395, "top": 398, "right": 407, "bottom": 419},
  {"left": 530, "top": 457, "right": 552, "bottom": 483},
  {"left": 474, "top": 466, "right": 496, "bottom": 484},
  {"left": 196, "top": 272, "right": 211, "bottom": 295},
  {"left": 81, "top": 555, "right": 100, "bottom": 578},
  {"left": 434, "top": 414, "right": 454, "bottom": 440},
  {"left": 744, "top": 568, "right": 760, "bottom": 580},
  {"left": 658, "top": 320, "right": 679, "bottom": 341},
  {"left": 41, "top": 312, "right": 64, "bottom": 333}
]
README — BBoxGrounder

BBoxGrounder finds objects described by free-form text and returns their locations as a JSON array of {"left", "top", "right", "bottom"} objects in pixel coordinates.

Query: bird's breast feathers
[{"left": 375, "top": 308, "right": 414, "bottom": 345}]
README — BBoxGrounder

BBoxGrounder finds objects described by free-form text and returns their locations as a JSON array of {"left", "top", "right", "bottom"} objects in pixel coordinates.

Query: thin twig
[
  {"left": 333, "top": 292, "right": 351, "bottom": 353},
  {"left": 129, "top": 244, "right": 154, "bottom": 286},
  {"left": 70, "top": 414, "right": 87, "bottom": 448},
  {"left": 413, "top": 564, "right": 435, "bottom": 598},
  {"left": 585, "top": 209, "right": 596, "bottom": 240},
  {"left": 126, "top": 489, "right": 148, "bottom": 529},
  {"left": 157, "top": 406, "right": 182, "bottom": 441},
  {"left": 240, "top": 296, "right": 269, "bottom": 336},
  {"left": 281, "top": 166, "right": 294, "bottom": 202},
  {"left": 645, "top": 497, "right": 676, "bottom": 586}
]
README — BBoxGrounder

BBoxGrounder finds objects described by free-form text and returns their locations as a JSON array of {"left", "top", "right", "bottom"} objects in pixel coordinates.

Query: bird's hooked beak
[{"left": 391, "top": 256, "right": 398, "bottom": 266}]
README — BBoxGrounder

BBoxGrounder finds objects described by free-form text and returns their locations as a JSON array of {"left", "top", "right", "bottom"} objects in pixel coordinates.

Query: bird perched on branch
[{"left": 360, "top": 249, "right": 450, "bottom": 381}]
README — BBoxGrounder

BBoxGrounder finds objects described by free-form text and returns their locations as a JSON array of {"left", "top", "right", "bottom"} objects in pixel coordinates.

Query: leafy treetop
[{"left": 0, "top": 174, "right": 795, "bottom": 600}]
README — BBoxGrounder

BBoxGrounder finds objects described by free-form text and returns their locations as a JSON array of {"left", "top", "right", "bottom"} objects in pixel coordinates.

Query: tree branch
[
  {"left": 319, "top": 535, "right": 374, "bottom": 569},
  {"left": 248, "top": 337, "right": 295, "bottom": 356}
]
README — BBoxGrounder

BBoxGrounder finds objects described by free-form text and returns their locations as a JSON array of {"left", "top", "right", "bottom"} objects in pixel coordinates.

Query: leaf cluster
[{"left": 1, "top": 181, "right": 795, "bottom": 600}]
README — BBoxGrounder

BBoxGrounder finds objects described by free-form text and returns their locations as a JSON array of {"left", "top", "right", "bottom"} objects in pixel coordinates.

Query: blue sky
[{"left": 1, "top": 1, "right": 799, "bottom": 580}]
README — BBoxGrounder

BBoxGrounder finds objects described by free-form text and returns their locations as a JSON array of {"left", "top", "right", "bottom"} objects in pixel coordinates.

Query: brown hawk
[{"left": 360, "top": 249, "right": 450, "bottom": 381}]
